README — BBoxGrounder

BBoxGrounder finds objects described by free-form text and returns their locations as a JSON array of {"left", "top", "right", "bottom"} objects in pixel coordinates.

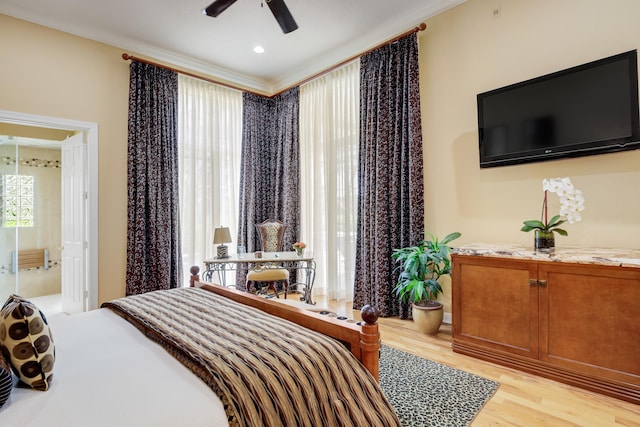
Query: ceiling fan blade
[
  {"left": 265, "top": 0, "right": 298, "bottom": 34},
  {"left": 203, "top": 0, "right": 237, "bottom": 17}
]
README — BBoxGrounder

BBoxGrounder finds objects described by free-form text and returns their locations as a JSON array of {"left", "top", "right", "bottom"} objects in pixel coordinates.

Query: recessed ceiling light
[{"left": 253, "top": 46, "right": 265, "bottom": 54}]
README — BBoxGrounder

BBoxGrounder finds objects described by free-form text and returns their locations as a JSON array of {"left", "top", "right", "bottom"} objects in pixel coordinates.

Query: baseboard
[{"left": 443, "top": 312, "right": 452, "bottom": 325}]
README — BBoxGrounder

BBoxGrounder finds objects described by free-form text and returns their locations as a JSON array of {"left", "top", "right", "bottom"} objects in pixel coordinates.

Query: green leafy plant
[{"left": 392, "top": 232, "right": 461, "bottom": 307}]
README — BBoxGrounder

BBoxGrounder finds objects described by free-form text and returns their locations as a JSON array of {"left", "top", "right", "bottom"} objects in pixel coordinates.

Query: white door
[{"left": 61, "top": 132, "right": 86, "bottom": 314}]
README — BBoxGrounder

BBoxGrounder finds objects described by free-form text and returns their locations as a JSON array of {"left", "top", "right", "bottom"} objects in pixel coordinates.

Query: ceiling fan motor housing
[{"left": 204, "top": 0, "right": 298, "bottom": 34}]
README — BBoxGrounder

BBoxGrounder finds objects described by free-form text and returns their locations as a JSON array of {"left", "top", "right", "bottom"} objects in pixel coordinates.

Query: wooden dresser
[{"left": 451, "top": 244, "right": 640, "bottom": 404}]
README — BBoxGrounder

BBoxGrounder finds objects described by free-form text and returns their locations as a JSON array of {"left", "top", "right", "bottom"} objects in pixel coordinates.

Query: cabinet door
[
  {"left": 539, "top": 262, "right": 640, "bottom": 385},
  {"left": 452, "top": 255, "right": 539, "bottom": 358}
]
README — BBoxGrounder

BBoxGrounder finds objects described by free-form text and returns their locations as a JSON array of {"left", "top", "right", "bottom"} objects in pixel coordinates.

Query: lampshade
[
  {"left": 213, "top": 227, "right": 232, "bottom": 244},
  {"left": 213, "top": 227, "right": 232, "bottom": 259}
]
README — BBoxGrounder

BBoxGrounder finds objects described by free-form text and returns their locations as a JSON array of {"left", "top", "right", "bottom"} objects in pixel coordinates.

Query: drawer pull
[
  {"left": 538, "top": 280, "right": 547, "bottom": 287},
  {"left": 529, "top": 279, "right": 538, "bottom": 286}
]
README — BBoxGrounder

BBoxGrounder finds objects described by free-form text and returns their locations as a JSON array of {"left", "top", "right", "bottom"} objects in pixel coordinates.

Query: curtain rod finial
[{"left": 417, "top": 23, "right": 426, "bottom": 31}]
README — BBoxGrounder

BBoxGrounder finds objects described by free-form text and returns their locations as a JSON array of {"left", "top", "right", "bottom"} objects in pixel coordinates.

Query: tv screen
[{"left": 478, "top": 50, "right": 640, "bottom": 168}]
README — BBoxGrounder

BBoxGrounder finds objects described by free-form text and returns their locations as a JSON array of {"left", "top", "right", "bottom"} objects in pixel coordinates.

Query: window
[{"left": 2, "top": 174, "right": 34, "bottom": 227}]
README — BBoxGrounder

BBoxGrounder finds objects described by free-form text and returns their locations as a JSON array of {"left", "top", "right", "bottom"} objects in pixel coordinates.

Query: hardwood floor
[{"left": 311, "top": 295, "right": 640, "bottom": 427}]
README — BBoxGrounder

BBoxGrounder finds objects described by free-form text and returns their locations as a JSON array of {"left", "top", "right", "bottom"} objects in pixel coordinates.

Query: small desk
[{"left": 202, "top": 252, "right": 317, "bottom": 304}]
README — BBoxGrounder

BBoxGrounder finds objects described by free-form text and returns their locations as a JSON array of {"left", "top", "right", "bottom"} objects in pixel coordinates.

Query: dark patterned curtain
[
  {"left": 237, "top": 88, "right": 300, "bottom": 287},
  {"left": 353, "top": 34, "right": 424, "bottom": 318},
  {"left": 126, "top": 61, "right": 182, "bottom": 295}
]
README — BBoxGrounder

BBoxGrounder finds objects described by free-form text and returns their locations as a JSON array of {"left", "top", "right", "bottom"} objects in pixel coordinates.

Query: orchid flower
[{"left": 521, "top": 177, "right": 585, "bottom": 236}]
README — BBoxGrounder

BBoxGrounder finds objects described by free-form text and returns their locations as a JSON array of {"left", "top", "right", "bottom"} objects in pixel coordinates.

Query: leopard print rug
[{"left": 379, "top": 344, "right": 499, "bottom": 426}]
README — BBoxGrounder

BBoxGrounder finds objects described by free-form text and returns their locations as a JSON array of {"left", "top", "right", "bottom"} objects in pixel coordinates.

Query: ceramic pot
[{"left": 411, "top": 302, "right": 444, "bottom": 335}]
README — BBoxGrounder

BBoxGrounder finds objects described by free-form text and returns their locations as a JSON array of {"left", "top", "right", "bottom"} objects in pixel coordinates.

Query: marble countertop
[{"left": 452, "top": 243, "right": 640, "bottom": 268}]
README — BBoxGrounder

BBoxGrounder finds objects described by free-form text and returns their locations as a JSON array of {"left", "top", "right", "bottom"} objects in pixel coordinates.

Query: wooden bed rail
[{"left": 189, "top": 266, "right": 381, "bottom": 381}]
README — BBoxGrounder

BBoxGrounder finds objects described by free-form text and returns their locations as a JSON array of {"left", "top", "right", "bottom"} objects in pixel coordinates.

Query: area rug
[{"left": 379, "top": 345, "right": 499, "bottom": 427}]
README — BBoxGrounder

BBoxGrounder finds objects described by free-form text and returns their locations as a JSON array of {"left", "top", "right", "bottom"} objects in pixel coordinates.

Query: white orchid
[{"left": 521, "top": 177, "right": 585, "bottom": 236}]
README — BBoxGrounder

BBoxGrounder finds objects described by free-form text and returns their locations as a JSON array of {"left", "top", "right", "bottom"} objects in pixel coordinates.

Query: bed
[{"left": 0, "top": 268, "right": 400, "bottom": 426}]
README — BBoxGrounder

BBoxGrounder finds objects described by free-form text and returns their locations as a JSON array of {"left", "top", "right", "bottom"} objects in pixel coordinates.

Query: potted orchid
[
  {"left": 520, "top": 177, "right": 585, "bottom": 252},
  {"left": 292, "top": 241, "right": 306, "bottom": 256}
]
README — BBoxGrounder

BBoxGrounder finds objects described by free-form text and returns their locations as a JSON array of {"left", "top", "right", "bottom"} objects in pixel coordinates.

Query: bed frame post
[
  {"left": 190, "top": 266, "right": 200, "bottom": 287},
  {"left": 359, "top": 304, "right": 381, "bottom": 382}
]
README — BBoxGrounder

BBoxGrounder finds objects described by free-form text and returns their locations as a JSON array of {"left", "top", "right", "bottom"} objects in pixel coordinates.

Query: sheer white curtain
[
  {"left": 299, "top": 60, "right": 360, "bottom": 301},
  {"left": 178, "top": 75, "right": 243, "bottom": 284}
]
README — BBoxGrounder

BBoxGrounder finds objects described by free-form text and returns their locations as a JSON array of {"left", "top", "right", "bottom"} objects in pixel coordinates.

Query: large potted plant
[{"left": 392, "top": 232, "right": 461, "bottom": 334}]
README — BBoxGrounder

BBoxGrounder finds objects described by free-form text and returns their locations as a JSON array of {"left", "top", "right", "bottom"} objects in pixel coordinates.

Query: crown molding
[{"left": 0, "top": 0, "right": 466, "bottom": 96}]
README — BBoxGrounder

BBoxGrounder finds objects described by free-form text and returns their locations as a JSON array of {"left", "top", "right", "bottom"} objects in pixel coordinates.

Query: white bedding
[{"left": 0, "top": 308, "right": 228, "bottom": 427}]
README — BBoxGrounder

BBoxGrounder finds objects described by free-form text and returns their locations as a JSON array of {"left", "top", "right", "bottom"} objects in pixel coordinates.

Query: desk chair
[{"left": 246, "top": 219, "right": 290, "bottom": 298}]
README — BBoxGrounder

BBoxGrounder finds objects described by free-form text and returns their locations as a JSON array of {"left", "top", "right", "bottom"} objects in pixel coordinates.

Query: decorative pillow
[
  {"left": 0, "top": 295, "right": 54, "bottom": 391},
  {"left": 0, "top": 352, "right": 12, "bottom": 408}
]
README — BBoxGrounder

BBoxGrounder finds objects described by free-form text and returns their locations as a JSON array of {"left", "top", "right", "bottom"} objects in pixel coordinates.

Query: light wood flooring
[{"left": 310, "top": 295, "right": 640, "bottom": 427}]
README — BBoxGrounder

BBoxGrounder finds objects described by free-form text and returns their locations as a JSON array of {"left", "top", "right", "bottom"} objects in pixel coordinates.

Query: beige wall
[
  {"left": 0, "top": 14, "right": 130, "bottom": 304},
  {"left": 420, "top": 0, "right": 640, "bottom": 312},
  {"left": 2, "top": 0, "right": 639, "bottom": 308}
]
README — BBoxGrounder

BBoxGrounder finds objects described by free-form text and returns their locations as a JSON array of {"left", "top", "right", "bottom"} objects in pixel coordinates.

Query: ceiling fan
[{"left": 203, "top": 0, "right": 299, "bottom": 34}]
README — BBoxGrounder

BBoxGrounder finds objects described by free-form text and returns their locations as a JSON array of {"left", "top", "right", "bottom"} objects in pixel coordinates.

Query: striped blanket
[{"left": 102, "top": 287, "right": 400, "bottom": 427}]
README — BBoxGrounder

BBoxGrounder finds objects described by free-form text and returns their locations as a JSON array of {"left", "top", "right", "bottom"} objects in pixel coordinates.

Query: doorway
[{"left": 0, "top": 110, "right": 98, "bottom": 313}]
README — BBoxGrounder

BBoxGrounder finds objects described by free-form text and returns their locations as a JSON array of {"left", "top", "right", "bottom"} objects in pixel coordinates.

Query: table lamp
[{"left": 213, "top": 226, "right": 232, "bottom": 259}]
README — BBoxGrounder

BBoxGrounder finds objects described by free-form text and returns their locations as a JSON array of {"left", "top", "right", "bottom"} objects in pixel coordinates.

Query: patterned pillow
[
  {"left": 0, "top": 352, "right": 12, "bottom": 408},
  {"left": 0, "top": 295, "right": 54, "bottom": 391}
]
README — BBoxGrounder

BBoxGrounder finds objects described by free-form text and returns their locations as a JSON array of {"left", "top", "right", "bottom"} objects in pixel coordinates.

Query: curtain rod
[
  {"left": 122, "top": 22, "right": 427, "bottom": 98},
  {"left": 120, "top": 53, "right": 254, "bottom": 94},
  {"left": 272, "top": 22, "right": 426, "bottom": 96}
]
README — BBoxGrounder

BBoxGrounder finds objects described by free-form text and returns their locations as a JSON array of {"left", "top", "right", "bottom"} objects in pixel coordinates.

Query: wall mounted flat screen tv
[{"left": 478, "top": 50, "right": 640, "bottom": 168}]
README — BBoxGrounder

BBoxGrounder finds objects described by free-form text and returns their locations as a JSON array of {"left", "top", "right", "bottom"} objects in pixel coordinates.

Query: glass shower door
[
  {"left": 0, "top": 138, "right": 62, "bottom": 305},
  {"left": 0, "top": 141, "right": 19, "bottom": 302}
]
